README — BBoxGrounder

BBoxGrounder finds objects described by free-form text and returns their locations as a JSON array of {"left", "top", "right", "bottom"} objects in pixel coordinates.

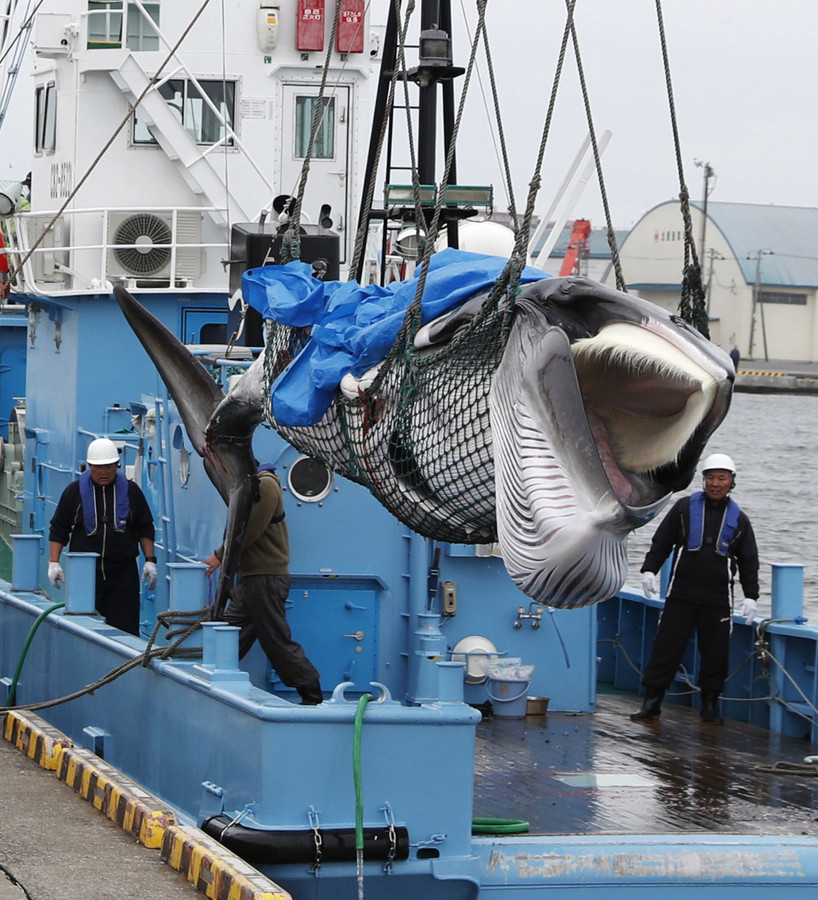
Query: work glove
[
  {"left": 142, "top": 561, "right": 158, "bottom": 591},
  {"left": 740, "top": 598, "right": 758, "bottom": 623},
  {"left": 48, "top": 562, "right": 65, "bottom": 589},
  {"left": 641, "top": 571, "right": 658, "bottom": 599}
]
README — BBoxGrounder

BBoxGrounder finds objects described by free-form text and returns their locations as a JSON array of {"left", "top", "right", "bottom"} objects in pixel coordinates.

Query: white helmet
[
  {"left": 86, "top": 438, "right": 120, "bottom": 466},
  {"left": 701, "top": 452, "right": 736, "bottom": 479}
]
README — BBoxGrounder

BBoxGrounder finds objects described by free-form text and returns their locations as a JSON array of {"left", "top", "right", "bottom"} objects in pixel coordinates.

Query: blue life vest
[
  {"left": 79, "top": 470, "right": 130, "bottom": 535},
  {"left": 687, "top": 491, "right": 740, "bottom": 556}
]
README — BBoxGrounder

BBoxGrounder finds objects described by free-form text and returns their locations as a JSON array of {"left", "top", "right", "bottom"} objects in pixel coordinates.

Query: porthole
[{"left": 288, "top": 455, "right": 333, "bottom": 502}]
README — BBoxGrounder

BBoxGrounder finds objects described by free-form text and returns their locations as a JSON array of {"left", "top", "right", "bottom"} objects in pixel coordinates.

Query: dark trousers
[
  {"left": 95, "top": 560, "right": 140, "bottom": 636},
  {"left": 224, "top": 574, "right": 320, "bottom": 688},
  {"left": 642, "top": 598, "right": 731, "bottom": 694}
]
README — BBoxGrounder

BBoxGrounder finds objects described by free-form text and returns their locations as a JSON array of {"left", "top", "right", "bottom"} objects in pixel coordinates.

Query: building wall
[{"left": 608, "top": 202, "right": 818, "bottom": 363}]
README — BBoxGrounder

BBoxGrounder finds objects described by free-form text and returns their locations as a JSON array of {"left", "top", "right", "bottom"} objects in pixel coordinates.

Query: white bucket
[{"left": 487, "top": 678, "right": 530, "bottom": 718}]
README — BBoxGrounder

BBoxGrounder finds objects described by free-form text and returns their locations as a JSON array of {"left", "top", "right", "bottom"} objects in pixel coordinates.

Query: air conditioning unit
[
  {"left": 27, "top": 215, "right": 69, "bottom": 284},
  {"left": 106, "top": 211, "right": 203, "bottom": 282}
]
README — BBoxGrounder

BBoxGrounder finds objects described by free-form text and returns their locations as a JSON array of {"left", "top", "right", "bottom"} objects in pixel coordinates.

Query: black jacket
[
  {"left": 642, "top": 494, "right": 759, "bottom": 606},
  {"left": 49, "top": 478, "right": 155, "bottom": 568}
]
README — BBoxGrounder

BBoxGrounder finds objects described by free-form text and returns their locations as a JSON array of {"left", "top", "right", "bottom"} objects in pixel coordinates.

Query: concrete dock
[
  {"left": 0, "top": 737, "right": 198, "bottom": 900},
  {"left": 735, "top": 359, "right": 818, "bottom": 394},
  {"left": 0, "top": 711, "right": 290, "bottom": 900}
]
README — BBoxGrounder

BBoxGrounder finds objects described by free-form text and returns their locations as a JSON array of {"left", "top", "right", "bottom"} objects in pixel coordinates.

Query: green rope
[
  {"left": 471, "top": 817, "right": 530, "bottom": 835},
  {"left": 6, "top": 602, "right": 65, "bottom": 706},
  {"left": 353, "top": 692, "right": 374, "bottom": 851}
]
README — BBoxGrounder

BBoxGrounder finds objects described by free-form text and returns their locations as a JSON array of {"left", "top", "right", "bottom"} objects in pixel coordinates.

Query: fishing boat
[{"left": 2, "top": 3, "right": 818, "bottom": 899}]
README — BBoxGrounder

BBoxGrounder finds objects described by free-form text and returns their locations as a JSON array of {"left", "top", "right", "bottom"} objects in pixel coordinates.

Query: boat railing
[
  {"left": 1, "top": 205, "right": 230, "bottom": 297},
  {"left": 600, "top": 562, "right": 818, "bottom": 742}
]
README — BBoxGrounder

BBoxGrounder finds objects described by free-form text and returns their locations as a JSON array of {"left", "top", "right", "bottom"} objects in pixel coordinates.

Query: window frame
[
  {"left": 294, "top": 95, "right": 336, "bottom": 160},
  {"left": 34, "top": 82, "right": 57, "bottom": 155},
  {"left": 87, "top": 1, "right": 160, "bottom": 51},
  {"left": 132, "top": 77, "right": 237, "bottom": 148}
]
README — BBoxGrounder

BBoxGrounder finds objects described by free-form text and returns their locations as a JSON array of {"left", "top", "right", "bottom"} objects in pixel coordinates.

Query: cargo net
[{"left": 262, "top": 279, "right": 518, "bottom": 545}]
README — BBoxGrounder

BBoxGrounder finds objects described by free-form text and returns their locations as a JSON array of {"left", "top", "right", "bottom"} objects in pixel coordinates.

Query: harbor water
[{"left": 626, "top": 391, "right": 818, "bottom": 620}]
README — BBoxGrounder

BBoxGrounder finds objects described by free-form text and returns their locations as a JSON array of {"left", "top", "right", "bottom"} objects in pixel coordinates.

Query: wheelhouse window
[
  {"left": 126, "top": 2, "right": 160, "bottom": 50},
  {"left": 295, "top": 96, "right": 335, "bottom": 159},
  {"left": 88, "top": 1, "right": 122, "bottom": 48},
  {"left": 35, "top": 83, "right": 57, "bottom": 154},
  {"left": 88, "top": 1, "right": 159, "bottom": 51},
  {"left": 133, "top": 79, "right": 236, "bottom": 146}
]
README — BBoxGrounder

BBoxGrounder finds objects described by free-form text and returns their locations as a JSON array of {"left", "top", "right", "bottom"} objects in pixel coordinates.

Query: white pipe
[
  {"left": 530, "top": 130, "right": 612, "bottom": 272},
  {"left": 527, "top": 134, "right": 590, "bottom": 259}
]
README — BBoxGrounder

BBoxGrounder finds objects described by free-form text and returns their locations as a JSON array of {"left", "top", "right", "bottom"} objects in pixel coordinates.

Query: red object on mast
[{"left": 559, "top": 219, "right": 591, "bottom": 276}]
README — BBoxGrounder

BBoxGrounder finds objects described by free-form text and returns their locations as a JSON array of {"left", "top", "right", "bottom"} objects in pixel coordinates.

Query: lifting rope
[
  {"left": 4, "top": 0, "right": 213, "bottom": 287},
  {"left": 280, "top": 0, "right": 345, "bottom": 265},
  {"left": 349, "top": 0, "right": 418, "bottom": 278},
  {"left": 260, "top": 1, "right": 717, "bottom": 542},
  {"left": 565, "top": 0, "right": 625, "bottom": 292},
  {"left": 474, "top": 12, "right": 519, "bottom": 231},
  {"left": 654, "top": 0, "right": 710, "bottom": 337}
]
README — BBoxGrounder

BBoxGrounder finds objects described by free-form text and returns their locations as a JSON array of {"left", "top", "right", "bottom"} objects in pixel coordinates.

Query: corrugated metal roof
[{"left": 692, "top": 201, "right": 818, "bottom": 288}]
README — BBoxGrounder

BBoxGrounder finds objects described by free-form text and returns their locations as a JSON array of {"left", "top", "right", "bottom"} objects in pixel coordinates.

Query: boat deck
[{"left": 474, "top": 691, "right": 818, "bottom": 836}]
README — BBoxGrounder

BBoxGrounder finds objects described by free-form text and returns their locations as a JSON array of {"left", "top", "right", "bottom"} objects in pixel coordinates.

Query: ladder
[{"left": 109, "top": 54, "right": 248, "bottom": 228}]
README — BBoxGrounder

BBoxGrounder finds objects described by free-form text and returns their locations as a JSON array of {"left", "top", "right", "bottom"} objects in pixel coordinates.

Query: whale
[{"left": 114, "top": 265, "right": 734, "bottom": 610}]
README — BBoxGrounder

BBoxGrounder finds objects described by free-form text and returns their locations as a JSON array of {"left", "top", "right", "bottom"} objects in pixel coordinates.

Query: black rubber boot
[
  {"left": 630, "top": 689, "right": 665, "bottom": 722},
  {"left": 297, "top": 680, "right": 324, "bottom": 705},
  {"left": 700, "top": 690, "right": 723, "bottom": 724}
]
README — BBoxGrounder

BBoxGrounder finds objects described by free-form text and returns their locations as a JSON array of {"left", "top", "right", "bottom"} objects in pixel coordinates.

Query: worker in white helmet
[
  {"left": 631, "top": 452, "right": 759, "bottom": 725},
  {"left": 47, "top": 437, "right": 157, "bottom": 636}
]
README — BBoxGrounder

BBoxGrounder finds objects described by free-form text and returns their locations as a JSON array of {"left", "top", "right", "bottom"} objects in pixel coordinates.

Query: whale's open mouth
[
  {"left": 571, "top": 322, "right": 719, "bottom": 509},
  {"left": 490, "top": 305, "right": 732, "bottom": 608}
]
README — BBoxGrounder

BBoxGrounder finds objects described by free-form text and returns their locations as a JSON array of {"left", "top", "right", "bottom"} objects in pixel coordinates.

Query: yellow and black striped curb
[
  {"left": 3, "top": 708, "right": 74, "bottom": 770},
  {"left": 737, "top": 370, "right": 787, "bottom": 377},
  {"left": 162, "top": 825, "right": 290, "bottom": 900},
  {"left": 2, "top": 710, "right": 292, "bottom": 900},
  {"left": 56, "top": 745, "right": 178, "bottom": 849}
]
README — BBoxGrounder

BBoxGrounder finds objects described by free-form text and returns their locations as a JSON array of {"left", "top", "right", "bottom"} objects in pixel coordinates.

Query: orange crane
[{"left": 559, "top": 218, "right": 591, "bottom": 276}]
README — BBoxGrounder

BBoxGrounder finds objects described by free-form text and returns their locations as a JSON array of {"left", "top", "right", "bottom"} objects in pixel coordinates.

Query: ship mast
[{"left": 355, "top": 0, "right": 466, "bottom": 282}]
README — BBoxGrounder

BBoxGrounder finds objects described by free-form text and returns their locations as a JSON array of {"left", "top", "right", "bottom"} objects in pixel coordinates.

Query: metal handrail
[{"left": 2, "top": 205, "right": 230, "bottom": 295}]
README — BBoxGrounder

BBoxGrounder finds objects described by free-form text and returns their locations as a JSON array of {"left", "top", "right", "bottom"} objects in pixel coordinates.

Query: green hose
[
  {"left": 6, "top": 602, "right": 66, "bottom": 707},
  {"left": 471, "top": 817, "right": 530, "bottom": 835},
  {"left": 353, "top": 692, "right": 374, "bottom": 851}
]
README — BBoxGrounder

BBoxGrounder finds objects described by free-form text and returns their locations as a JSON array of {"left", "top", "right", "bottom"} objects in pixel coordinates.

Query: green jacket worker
[{"left": 204, "top": 465, "right": 323, "bottom": 705}]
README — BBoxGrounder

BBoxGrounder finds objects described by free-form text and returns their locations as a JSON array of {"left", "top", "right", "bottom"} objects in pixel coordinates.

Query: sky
[
  {"left": 2, "top": 1, "right": 816, "bottom": 233},
  {"left": 373, "top": 0, "right": 818, "bottom": 230}
]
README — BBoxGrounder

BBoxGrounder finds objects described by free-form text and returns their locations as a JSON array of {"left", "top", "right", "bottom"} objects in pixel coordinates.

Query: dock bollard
[
  {"left": 166, "top": 563, "right": 208, "bottom": 650},
  {"left": 10, "top": 534, "right": 41, "bottom": 591},
  {"left": 770, "top": 563, "right": 804, "bottom": 620},
  {"left": 193, "top": 623, "right": 248, "bottom": 686},
  {"left": 436, "top": 660, "right": 466, "bottom": 703},
  {"left": 64, "top": 552, "right": 98, "bottom": 615},
  {"left": 212, "top": 625, "right": 241, "bottom": 671}
]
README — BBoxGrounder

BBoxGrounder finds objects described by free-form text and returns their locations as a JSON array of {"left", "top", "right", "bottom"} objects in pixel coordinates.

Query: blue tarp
[{"left": 242, "top": 248, "right": 547, "bottom": 427}]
